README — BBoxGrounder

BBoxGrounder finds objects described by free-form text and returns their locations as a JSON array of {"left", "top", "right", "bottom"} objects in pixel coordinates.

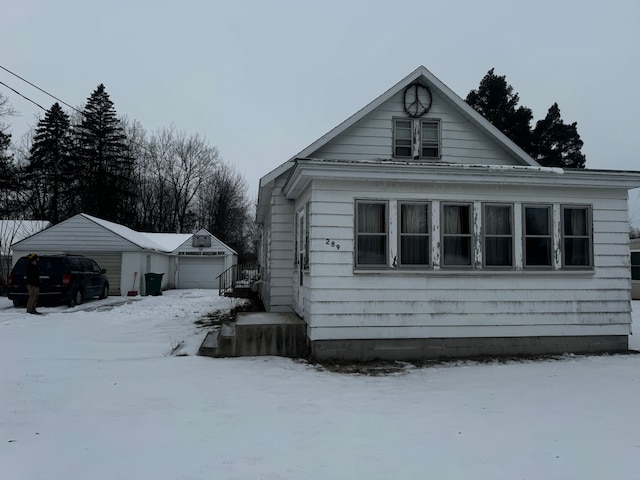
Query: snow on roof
[
  {"left": 82, "top": 215, "right": 232, "bottom": 254},
  {"left": 1, "top": 220, "right": 51, "bottom": 254},
  {"left": 82, "top": 214, "right": 172, "bottom": 252},
  {"left": 145, "top": 233, "right": 193, "bottom": 252}
]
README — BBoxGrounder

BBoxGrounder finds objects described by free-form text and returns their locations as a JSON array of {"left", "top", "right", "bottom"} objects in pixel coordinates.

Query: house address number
[{"left": 326, "top": 239, "right": 341, "bottom": 250}]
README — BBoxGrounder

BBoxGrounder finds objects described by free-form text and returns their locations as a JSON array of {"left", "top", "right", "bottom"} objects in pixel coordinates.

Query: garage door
[
  {"left": 78, "top": 252, "right": 122, "bottom": 296},
  {"left": 178, "top": 256, "right": 226, "bottom": 289}
]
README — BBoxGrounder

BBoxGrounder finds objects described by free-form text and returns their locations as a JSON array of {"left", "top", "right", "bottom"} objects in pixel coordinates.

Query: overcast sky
[{"left": 2, "top": 0, "right": 639, "bottom": 216}]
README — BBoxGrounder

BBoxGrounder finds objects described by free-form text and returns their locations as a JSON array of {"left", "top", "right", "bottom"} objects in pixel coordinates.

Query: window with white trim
[
  {"left": 524, "top": 205, "right": 552, "bottom": 268},
  {"left": 420, "top": 120, "right": 439, "bottom": 158},
  {"left": 356, "top": 201, "right": 387, "bottom": 266},
  {"left": 393, "top": 119, "right": 412, "bottom": 158},
  {"left": 399, "top": 202, "right": 430, "bottom": 266},
  {"left": 304, "top": 202, "right": 310, "bottom": 269},
  {"left": 442, "top": 203, "right": 473, "bottom": 267},
  {"left": 562, "top": 205, "right": 592, "bottom": 267},
  {"left": 393, "top": 118, "right": 440, "bottom": 159},
  {"left": 631, "top": 251, "right": 640, "bottom": 280},
  {"left": 295, "top": 211, "right": 303, "bottom": 266},
  {"left": 483, "top": 204, "right": 513, "bottom": 268}
]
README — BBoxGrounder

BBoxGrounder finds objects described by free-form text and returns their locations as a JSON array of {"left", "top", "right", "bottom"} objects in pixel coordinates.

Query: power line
[
  {"left": 0, "top": 64, "right": 81, "bottom": 114},
  {"left": 0, "top": 80, "right": 46, "bottom": 111},
  {"left": 0, "top": 65, "right": 221, "bottom": 176}
]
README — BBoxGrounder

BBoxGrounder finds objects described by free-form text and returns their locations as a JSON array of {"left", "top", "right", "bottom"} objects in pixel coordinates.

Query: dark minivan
[{"left": 8, "top": 254, "right": 109, "bottom": 308}]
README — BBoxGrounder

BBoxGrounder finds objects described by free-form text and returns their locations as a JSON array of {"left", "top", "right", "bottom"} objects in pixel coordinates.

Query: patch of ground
[{"left": 313, "top": 350, "right": 640, "bottom": 376}]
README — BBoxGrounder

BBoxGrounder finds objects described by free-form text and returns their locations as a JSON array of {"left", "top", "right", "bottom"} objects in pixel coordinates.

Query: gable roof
[
  {"left": 0, "top": 220, "right": 51, "bottom": 254},
  {"left": 11, "top": 214, "right": 237, "bottom": 256},
  {"left": 172, "top": 228, "right": 238, "bottom": 255},
  {"left": 144, "top": 233, "right": 194, "bottom": 252},
  {"left": 260, "top": 65, "right": 538, "bottom": 190},
  {"left": 83, "top": 215, "right": 237, "bottom": 254},
  {"left": 81, "top": 214, "right": 170, "bottom": 251},
  {"left": 257, "top": 65, "right": 541, "bottom": 223}
]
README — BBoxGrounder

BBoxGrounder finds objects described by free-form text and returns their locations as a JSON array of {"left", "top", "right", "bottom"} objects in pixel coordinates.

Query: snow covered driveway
[{"left": 2, "top": 290, "right": 640, "bottom": 479}]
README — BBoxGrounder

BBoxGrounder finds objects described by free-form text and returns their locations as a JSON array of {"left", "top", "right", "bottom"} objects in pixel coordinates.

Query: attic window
[
  {"left": 192, "top": 234, "right": 212, "bottom": 248},
  {"left": 393, "top": 118, "right": 440, "bottom": 159},
  {"left": 393, "top": 120, "right": 412, "bottom": 157}
]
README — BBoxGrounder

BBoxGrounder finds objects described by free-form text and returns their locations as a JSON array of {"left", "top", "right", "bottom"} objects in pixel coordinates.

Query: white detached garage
[
  {"left": 169, "top": 229, "right": 237, "bottom": 290},
  {"left": 11, "top": 214, "right": 237, "bottom": 295}
]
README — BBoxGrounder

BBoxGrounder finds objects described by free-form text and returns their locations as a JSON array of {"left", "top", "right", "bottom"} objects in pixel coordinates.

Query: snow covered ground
[{"left": 1, "top": 290, "right": 640, "bottom": 480}]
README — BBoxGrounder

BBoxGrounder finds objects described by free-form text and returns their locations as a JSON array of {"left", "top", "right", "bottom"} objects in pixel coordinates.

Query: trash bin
[{"left": 144, "top": 273, "right": 164, "bottom": 296}]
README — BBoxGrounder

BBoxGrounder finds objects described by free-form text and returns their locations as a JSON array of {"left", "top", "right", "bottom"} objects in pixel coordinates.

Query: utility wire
[
  {"left": 0, "top": 65, "right": 220, "bottom": 181},
  {"left": 0, "top": 64, "right": 81, "bottom": 114},
  {"left": 0, "top": 80, "right": 46, "bottom": 111}
]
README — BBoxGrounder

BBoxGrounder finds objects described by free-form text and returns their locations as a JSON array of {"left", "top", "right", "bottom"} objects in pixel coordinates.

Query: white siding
[
  {"left": 304, "top": 178, "right": 632, "bottom": 341},
  {"left": 310, "top": 90, "right": 519, "bottom": 166},
  {"left": 13, "top": 215, "right": 134, "bottom": 252},
  {"left": 260, "top": 177, "right": 295, "bottom": 312}
]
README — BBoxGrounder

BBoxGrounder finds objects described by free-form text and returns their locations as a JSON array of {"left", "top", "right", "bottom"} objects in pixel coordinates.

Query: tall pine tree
[
  {"left": 27, "top": 103, "right": 73, "bottom": 223},
  {"left": 466, "top": 69, "right": 586, "bottom": 168},
  {"left": 531, "top": 103, "right": 586, "bottom": 168},
  {"left": 72, "top": 84, "right": 136, "bottom": 223},
  {"left": 0, "top": 93, "right": 19, "bottom": 218},
  {"left": 465, "top": 69, "right": 533, "bottom": 152},
  {"left": 0, "top": 130, "right": 16, "bottom": 218}
]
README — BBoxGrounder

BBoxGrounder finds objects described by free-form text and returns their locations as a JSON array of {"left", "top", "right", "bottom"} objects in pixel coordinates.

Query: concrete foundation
[
  {"left": 198, "top": 312, "right": 307, "bottom": 358},
  {"left": 309, "top": 335, "right": 629, "bottom": 362}
]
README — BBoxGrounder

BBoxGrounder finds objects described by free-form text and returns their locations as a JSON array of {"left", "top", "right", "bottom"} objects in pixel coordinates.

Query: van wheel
[
  {"left": 99, "top": 285, "right": 109, "bottom": 299},
  {"left": 69, "top": 289, "right": 83, "bottom": 307},
  {"left": 13, "top": 299, "right": 24, "bottom": 308}
]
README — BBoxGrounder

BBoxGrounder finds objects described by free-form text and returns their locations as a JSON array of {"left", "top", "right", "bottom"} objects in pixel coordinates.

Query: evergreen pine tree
[
  {"left": 466, "top": 69, "right": 533, "bottom": 152},
  {"left": 531, "top": 103, "right": 586, "bottom": 168},
  {"left": 466, "top": 69, "right": 586, "bottom": 168},
  {"left": 27, "top": 103, "right": 73, "bottom": 223},
  {"left": 72, "top": 84, "right": 136, "bottom": 223},
  {"left": 0, "top": 130, "right": 16, "bottom": 218}
]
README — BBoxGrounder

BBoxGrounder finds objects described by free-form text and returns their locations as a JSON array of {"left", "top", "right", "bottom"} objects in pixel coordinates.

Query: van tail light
[
  {"left": 62, "top": 273, "right": 71, "bottom": 286},
  {"left": 7, "top": 274, "right": 12, "bottom": 287}
]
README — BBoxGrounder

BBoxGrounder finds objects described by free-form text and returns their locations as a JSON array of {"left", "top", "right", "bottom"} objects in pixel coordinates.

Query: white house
[
  {"left": 256, "top": 66, "right": 640, "bottom": 361},
  {"left": 11, "top": 213, "right": 236, "bottom": 295}
]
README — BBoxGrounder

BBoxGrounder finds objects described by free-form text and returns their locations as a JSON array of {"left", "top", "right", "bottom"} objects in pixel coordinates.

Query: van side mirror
[{"left": 101, "top": 268, "right": 107, "bottom": 274}]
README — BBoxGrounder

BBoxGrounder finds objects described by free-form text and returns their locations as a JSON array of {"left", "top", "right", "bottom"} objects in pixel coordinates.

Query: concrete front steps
[{"left": 198, "top": 312, "right": 307, "bottom": 358}]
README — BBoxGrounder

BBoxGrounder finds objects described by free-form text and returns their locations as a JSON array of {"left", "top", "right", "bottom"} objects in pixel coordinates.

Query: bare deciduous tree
[
  {"left": 197, "top": 162, "right": 254, "bottom": 260},
  {"left": 144, "top": 126, "right": 219, "bottom": 232}
]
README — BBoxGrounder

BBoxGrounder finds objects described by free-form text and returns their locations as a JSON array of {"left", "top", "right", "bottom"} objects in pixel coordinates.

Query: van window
[
  {"left": 38, "top": 258, "right": 63, "bottom": 275},
  {"left": 67, "top": 258, "right": 82, "bottom": 271},
  {"left": 12, "top": 258, "right": 29, "bottom": 275},
  {"left": 79, "top": 258, "right": 93, "bottom": 272}
]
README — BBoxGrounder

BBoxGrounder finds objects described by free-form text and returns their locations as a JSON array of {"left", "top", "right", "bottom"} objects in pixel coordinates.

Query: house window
[
  {"left": 294, "top": 212, "right": 299, "bottom": 265},
  {"left": 393, "top": 119, "right": 412, "bottom": 157},
  {"left": 298, "top": 214, "right": 304, "bottom": 266},
  {"left": 421, "top": 120, "right": 439, "bottom": 158},
  {"left": 356, "top": 201, "right": 387, "bottom": 266},
  {"left": 524, "top": 205, "right": 552, "bottom": 268},
  {"left": 562, "top": 205, "right": 592, "bottom": 268},
  {"left": 442, "top": 203, "right": 472, "bottom": 266},
  {"left": 304, "top": 202, "right": 310, "bottom": 269},
  {"left": 393, "top": 118, "right": 440, "bottom": 159},
  {"left": 631, "top": 251, "right": 640, "bottom": 280},
  {"left": 483, "top": 204, "right": 513, "bottom": 267},
  {"left": 399, "top": 202, "right": 430, "bottom": 266}
]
